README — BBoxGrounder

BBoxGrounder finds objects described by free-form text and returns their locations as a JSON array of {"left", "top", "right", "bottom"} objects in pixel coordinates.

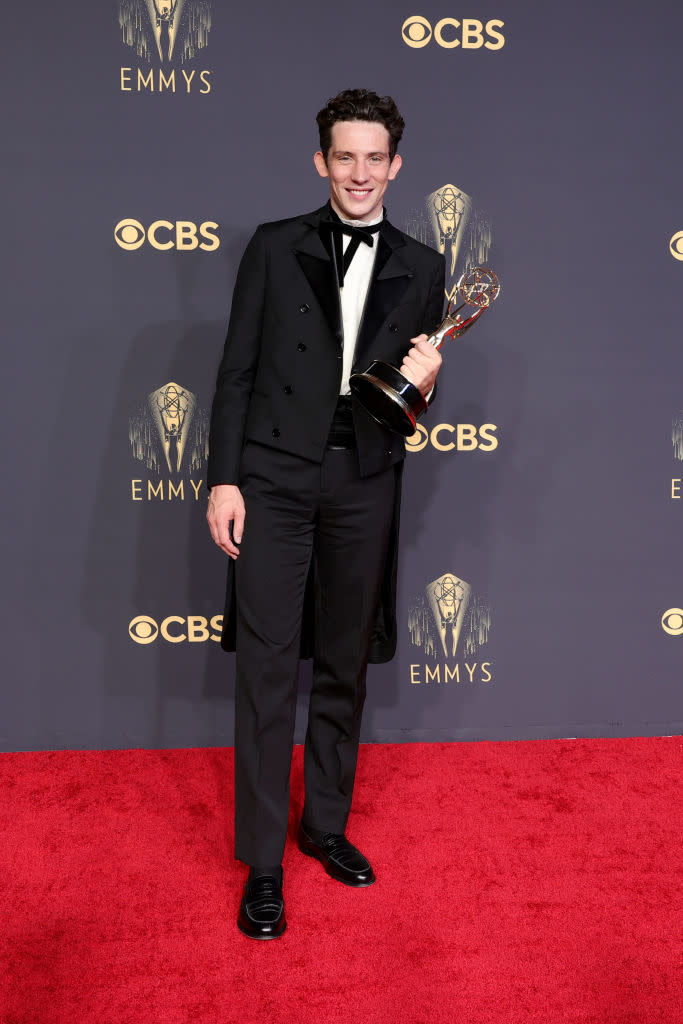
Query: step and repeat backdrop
[{"left": 2, "top": 1, "right": 682, "bottom": 751}]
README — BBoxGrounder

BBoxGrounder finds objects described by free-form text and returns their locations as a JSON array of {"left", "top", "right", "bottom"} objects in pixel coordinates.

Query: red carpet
[{"left": 0, "top": 737, "right": 680, "bottom": 1024}]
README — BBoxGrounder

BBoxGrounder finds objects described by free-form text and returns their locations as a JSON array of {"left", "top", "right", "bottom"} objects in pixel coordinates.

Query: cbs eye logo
[
  {"left": 128, "top": 614, "right": 223, "bottom": 644},
  {"left": 129, "top": 615, "right": 159, "bottom": 644},
  {"left": 401, "top": 16, "right": 505, "bottom": 50},
  {"left": 661, "top": 608, "right": 683, "bottom": 636},
  {"left": 669, "top": 232, "right": 683, "bottom": 261},
  {"left": 405, "top": 423, "right": 499, "bottom": 452},
  {"left": 114, "top": 219, "right": 220, "bottom": 252}
]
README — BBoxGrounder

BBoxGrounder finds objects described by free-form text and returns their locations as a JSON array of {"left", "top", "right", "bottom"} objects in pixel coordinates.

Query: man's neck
[{"left": 329, "top": 200, "right": 385, "bottom": 228}]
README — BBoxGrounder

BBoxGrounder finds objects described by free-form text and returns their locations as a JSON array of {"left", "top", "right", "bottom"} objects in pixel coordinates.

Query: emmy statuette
[{"left": 349, "top": 266, "right": 500, "bottom": 437}]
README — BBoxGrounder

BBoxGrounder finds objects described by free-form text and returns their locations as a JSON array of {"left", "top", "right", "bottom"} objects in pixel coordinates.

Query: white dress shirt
[{"left": 337, "top": 212, "right": 382, "bottom": 395}]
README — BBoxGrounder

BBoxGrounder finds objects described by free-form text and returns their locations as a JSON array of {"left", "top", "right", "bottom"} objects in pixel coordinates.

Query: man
[{"left": 207, "top": 89, "right": 445, "bottom": 939}]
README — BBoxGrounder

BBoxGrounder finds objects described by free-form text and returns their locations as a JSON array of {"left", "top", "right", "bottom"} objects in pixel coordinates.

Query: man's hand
[
  {"left": 400, "top": 334, "right": 442, "bottom": 398},
  {"left": 207, "top": 484, "right": 245, "bottom": 559}
]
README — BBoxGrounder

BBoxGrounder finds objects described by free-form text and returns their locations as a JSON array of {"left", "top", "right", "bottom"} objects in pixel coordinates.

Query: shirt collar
[{"left": 337, "top": 209, "right": 385, "bottom": 229}]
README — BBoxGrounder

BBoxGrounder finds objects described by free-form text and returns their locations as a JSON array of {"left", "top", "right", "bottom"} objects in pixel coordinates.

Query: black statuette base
[{"left": 349, "top": 361, "right": 428, "bottom": 437}]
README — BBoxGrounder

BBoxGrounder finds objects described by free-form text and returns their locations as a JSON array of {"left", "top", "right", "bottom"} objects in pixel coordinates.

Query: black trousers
[{"left": 233, "top": 439, "right": 396, "bottom": 866}]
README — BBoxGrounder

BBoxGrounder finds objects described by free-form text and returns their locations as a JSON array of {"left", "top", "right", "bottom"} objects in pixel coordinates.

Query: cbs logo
[
  {"left": 405, "top": 423, "right": 498, "bottom": 453},
  {"left": 401, "top": 16, "right": 505, "bottom": 49},
  {"left": 661, "top": 608, "right": 683, "bottom": 636},
  {"left": 129, "top": 614, "right": 223, "bottom": 645},
  {"left": 669, "top": 232, "right": 683, "bottom": 261},
  {"left": 114, "top": 219, "right": 220, "bottom": 252}
]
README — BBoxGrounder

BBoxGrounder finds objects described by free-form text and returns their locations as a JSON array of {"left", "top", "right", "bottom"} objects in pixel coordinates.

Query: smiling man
[{"left": 207, "top": 89, "right": 445, "bottom": 939}]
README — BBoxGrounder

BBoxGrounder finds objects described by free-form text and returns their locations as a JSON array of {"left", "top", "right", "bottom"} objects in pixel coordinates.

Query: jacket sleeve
[
  {"left": 207, "top": 226, "right": 266, "bottom": 488},
  {"left": 423, "top": 255, "right": 446, "bottom": 408}
]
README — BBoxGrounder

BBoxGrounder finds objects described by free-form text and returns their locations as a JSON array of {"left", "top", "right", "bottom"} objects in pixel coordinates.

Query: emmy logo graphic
[
  {"left": 429, "top": 185, "right": 471, "bottom": 279},
  {"left": 670, "top": 413, "right": 683, "bottom": 501},
  {"left": 427, "top": 574, "right": 470, "bottom": 658},
  {"left": 405, "top": 184, "right": 492, "bottom": 303},
  {"left": 129, "top": 382, "right": 209, "bottom": 501},
  {"left": 119, "top": 1, "right": 211, "bottom": 64},
  {"left": 408, "top": 573, "right": 492, "bottom": 684},
  {"left": 672, "top": 414, "right": 683, "bottom": 461}
]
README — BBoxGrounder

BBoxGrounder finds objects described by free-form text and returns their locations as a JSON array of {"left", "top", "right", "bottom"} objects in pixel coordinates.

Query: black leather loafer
[
  {"left": 297, "top": 823, "right": 376, "bottom": 887},
  {"left": 237, "top": 869, "right": 286, "bottom": 940}
]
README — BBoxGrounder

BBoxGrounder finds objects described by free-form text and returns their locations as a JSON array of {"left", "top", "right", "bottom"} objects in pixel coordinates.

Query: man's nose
[{"left": 351, "top": 161, "right": 370, "bottom": 182}]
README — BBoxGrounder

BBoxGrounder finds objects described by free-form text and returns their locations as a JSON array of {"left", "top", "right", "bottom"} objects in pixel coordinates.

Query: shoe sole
[
  {"left": 298, "top": 840, "right": 376, "bottom": 887},
  {"left": 237, "top": 918, "right": 287, "bottom": 940}
]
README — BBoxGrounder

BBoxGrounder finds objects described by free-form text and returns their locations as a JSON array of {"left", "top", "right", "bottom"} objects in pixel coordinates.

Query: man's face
[{"left": 313, "top": 120, "right": 402, "bottom": 222}]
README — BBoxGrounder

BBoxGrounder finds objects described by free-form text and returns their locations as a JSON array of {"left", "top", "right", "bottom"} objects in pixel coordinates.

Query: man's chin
[{"left": 335, "top": 193, "right": 381, "bottom": 222}]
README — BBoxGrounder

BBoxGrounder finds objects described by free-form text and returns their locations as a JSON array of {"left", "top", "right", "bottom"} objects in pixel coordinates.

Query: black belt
[{"left": 326, "top": 395, "right": 356, "bottom": 450}]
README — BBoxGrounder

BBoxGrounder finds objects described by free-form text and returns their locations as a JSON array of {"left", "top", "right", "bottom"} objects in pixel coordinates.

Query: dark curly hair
[{"left": 316, "top": 89, "right": 405, "bottom": 162}]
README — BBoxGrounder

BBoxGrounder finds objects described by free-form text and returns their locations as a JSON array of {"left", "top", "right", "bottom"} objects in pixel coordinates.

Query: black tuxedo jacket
[
  {"left": 208, "top": 203, "right": 445, "bottom": 486},
  {"left": 207, "top": 202, "right": 445, "bottom": 661}
]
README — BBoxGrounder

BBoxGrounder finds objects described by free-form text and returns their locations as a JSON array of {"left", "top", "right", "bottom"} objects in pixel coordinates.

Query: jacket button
[
  {"left": 297, "top": 342, "right": 307, "bottom": 352},
  {"left": 388, "top": 322, "right": 399, "bottom": 333},
  {"left": 283, "top": 385, "right": 292, "bottom": 395},
  {"left": 299, "top": 303, "right": 310, "bottom": 313},
  {"left": 272, "top": 428, "right": 280, "bottom": 438}
]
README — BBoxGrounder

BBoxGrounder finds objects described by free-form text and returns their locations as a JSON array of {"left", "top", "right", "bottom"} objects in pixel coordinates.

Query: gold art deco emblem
[
  {"left": 119, "top": 0, "right": 212, "bottom": 64},
  {"left": 428, "top": 184, "right": 471, "bottom": 278},
  {"left": 672, "top": 414, "right": 683, "bottom": 460},
  {"left": 408, "top": 573, "right": 491, "bottom": 660},
  {"left": 129, "top": 382, "right": 209, "bottom": 475},
  {"left": 426, "top": 574, "right": 471, "bottom": 658},
  {"left": 405, "top": 183, "right": 492, "bottom": 303}
]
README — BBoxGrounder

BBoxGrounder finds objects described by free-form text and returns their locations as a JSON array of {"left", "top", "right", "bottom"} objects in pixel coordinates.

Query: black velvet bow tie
[{"left": 319, "top": 216, "right": 382, "bottom": 287}]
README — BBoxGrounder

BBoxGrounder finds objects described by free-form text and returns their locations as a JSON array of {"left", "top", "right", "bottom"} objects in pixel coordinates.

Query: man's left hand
[{"left": 400, "top": 334, "right": 442, "bottom": 399}]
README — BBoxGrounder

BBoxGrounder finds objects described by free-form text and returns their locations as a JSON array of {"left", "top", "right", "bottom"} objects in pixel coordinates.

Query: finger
[
  {"left": 406, "top": 350, "right": 441, "bottom": 376},
  {"left": 400, "top": 362, "right": 421, "bottom": 387},
  {"left": 207, "top": 503, "right": 239, "bottom": 557},
  {"left": 208, "top": 510, "right": 236, "bottom": 557},
  {"left": 217, "top": 538, "right": 237, "bottom": 558},
  {"left": 409, "top": 333, "right": 429, "bottom": 345},
  {"left": 223, "top": 539, "right": 240, "bottom": 558},
  {"left": 415, "top": 338, "right": 441, "bottom": 358},
  {"left": 400, "top": 357, "right": 436, "bottom": 391},
  {"left": 232, "top": 506, "right": 245, "bottom": 545},
  {"left": 401, "top": 351, "right": 431, "bottom": 374},
  {"left": 404, "top": 347, "right": 430, "bottom": 364},
  {"left": 206, "top": 509, "right": 222, "bottom": 549},
  {"left": 219, "top": 518, "right": 240, "bottom": 558},
  {"left": 409, "top": 342, "right": 441, "bottom": 367}
]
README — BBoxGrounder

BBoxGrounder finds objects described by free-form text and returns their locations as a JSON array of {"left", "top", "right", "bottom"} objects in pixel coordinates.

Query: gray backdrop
[{"left": 2, "top": 1, "right": 682, "bottom": 752}]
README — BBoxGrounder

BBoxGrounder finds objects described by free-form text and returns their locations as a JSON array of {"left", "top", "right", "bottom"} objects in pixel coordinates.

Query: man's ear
[
  {"left": 388, "top": 153, "right": 403, "bottom": 181},
  {"left": 313, "top": 151, "right": 329, "bottom": 179}
]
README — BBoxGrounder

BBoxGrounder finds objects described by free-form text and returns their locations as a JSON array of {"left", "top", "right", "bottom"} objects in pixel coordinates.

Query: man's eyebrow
[{"left": 331, "top": 150, "right": 389, "bottom": 158}]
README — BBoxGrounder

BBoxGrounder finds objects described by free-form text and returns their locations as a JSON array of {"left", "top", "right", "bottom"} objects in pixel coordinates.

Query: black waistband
[{"left": 326, "top": 395, "right": 356, "bottom": 449}]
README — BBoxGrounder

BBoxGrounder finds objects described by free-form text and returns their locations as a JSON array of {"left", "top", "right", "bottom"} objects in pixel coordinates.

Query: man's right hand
[{"left": 207, "top": 484, "right": 245, "bottom": 559}]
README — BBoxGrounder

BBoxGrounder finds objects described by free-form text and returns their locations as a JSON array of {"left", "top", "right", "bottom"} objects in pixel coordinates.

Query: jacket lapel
[
  {"left": 352, "top": 219, "right": 414, "bottom": 370},
  {"left": 293, "top": 206, "right": 341, "bottom": 338},
  {"left": 292, "top": 207, "right": 414, "bottom": 359}
]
